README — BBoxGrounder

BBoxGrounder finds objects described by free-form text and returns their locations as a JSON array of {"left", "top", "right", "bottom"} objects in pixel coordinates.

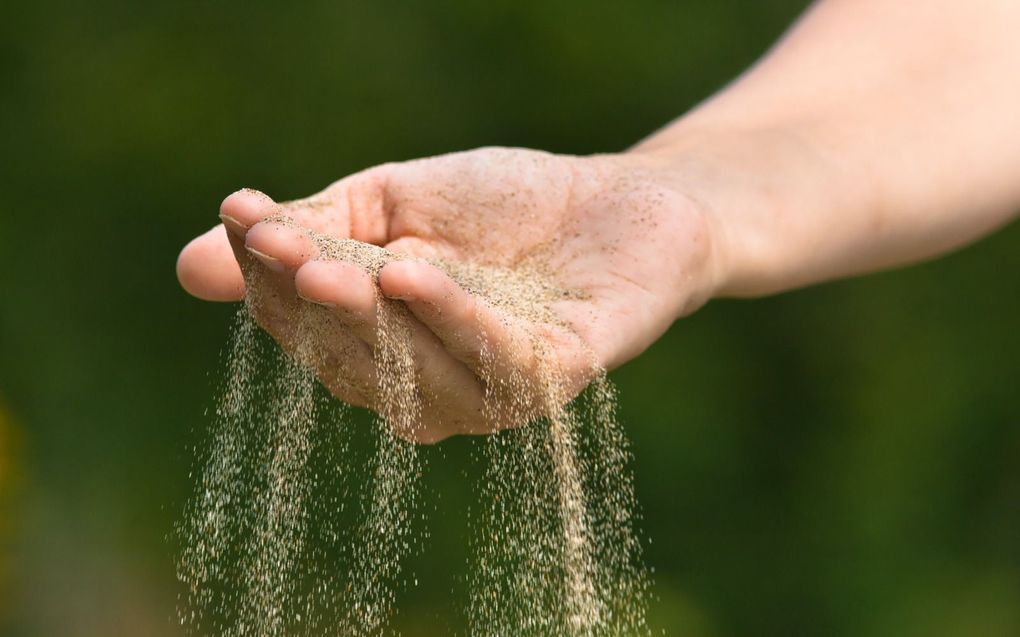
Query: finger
[
  {"left": 383, "top": 236, "right": 449, "bottom": 261},
  {"left": 234, "top": 251, "right": 380, "bottom": 409},
  {"left": 293, "top": 307, "right": 378, "bottom": 409},
  {"left": 246, "top": 301, "right": 378, "bottom": 409},
  {"left": 231, "top": 220, "right": 380, "bottom": 407},
  {"left": 294, "top": 260, "right": 376, "bottom": 322},
  {"left": 377, "top": 260, "right": 593, "bottom": 410},
  {"left": 377, "top": 260, "right": 531, "bottom": 373},
  {"left": 295, "top": 259, "right": 488, "bottom": 438},
  {"left": 176, "top": 225, "right": 245, "bottom": 301},
  {"left": 206, "top": 194, "right": 380, "bottom": 410},
  {"left": 244, "top": 220, "right": 319, "bottom": 272},
  {"left": 313, "top": 166, "right": 393, "bottom": 245},
  {"left": 219, "top": 188, "right": 281, "bottom": 236},
  {"left": 231, "top": 219, "right": 313, "bottom": 316},
  {"left": 220, "top": 164, "right": 395, "bottom": 246}
]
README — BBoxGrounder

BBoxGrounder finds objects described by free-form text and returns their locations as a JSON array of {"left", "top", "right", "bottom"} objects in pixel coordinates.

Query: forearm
[{"left": 635, "top": 0, "right": 1020, "bottom": 297}]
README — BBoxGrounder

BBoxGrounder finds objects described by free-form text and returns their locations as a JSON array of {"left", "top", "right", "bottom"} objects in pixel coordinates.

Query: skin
[{"left": 177, "top": 0, "right": 1020, "bottom": 443}]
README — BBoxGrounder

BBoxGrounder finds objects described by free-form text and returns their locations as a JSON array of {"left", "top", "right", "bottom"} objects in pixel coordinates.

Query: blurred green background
[{"left": 1, "top": 1, "right": 1018, "bottom": 635}]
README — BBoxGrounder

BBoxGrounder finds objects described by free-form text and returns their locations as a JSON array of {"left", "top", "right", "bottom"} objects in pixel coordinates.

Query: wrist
[{"left": 627, "top": 121, "right": 866, "bottom": 300}]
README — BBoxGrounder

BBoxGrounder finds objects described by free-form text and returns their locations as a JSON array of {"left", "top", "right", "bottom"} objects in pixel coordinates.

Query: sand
[{"left": 177, "top": 217, "right": 650, "bottom": 636}]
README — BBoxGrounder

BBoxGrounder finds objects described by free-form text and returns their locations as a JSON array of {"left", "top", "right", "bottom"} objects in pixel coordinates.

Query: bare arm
[
  {"left": 636, "top": 0, "right": 1020, "bottom": 297},
  {"left": 177, "top": 0, "right": 1020, "bottom": 439}
]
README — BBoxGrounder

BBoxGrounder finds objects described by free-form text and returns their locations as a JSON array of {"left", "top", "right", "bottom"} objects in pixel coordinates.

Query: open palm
[{"left": 177, "top": 147, "right": 718, "bottom": 441}]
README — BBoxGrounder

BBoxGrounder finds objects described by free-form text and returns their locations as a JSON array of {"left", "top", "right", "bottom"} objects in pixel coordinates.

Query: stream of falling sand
[{"left": 177, "top": 221, "right": 650, "bottom": 636}]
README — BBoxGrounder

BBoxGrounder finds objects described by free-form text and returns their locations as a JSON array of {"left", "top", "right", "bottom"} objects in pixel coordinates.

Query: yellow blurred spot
[
  {"left": 0, "top": 399, "right": 11, "bottom": 492},
  {"left": 0, "top": 394, "right": 19, "bottom": 622}
]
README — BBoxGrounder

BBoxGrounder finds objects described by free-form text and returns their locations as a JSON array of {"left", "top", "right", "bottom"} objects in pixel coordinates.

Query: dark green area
[{"left": 1, "top": 1, "right": 1017, "bottom": 635}]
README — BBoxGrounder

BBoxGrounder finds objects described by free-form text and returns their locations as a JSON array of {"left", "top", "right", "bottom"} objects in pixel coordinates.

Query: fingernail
[
  {"left": 246, "top": 247, "right": 286, "bottom": 272},
  {"left": 297, "top": 292, "right": 336, "bottom": 309},
  {"left": 219, "top": 213, "right": 248, "bottom": 236}
]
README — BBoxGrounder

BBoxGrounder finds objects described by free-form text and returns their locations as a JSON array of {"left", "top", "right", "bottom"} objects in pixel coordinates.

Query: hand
[{"left": 177, "top": 147, "right": 723, "bottom": 442}]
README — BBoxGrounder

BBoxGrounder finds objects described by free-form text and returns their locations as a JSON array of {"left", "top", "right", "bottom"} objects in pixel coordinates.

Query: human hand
[{"left": 177, "top": 147, "right": 723, "bottom": 441}]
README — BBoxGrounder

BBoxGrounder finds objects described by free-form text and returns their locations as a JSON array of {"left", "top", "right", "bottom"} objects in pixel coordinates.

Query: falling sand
[{"left": 176, "top": 215, "right": 650, "bottom": 636}]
